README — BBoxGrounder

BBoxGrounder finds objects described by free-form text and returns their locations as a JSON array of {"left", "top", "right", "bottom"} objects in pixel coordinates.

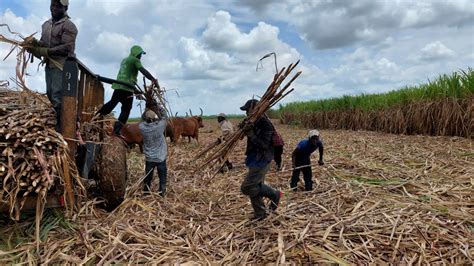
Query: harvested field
[{"left": 1, "top": 119, "right": 473, "bottom": 264}]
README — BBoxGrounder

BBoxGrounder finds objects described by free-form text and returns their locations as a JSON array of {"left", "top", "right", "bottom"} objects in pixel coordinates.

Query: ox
[
  {"left": 120, "top": 123, "right": 143, "bottom": 151},
  {"left": 167, "top": 108, "right": 204, "bottom": 143},
  {"left": 119, "top": 108, "right": 203, "bottom": 150}
]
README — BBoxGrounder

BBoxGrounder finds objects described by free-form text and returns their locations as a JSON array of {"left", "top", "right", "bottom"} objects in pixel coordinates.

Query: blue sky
[{"left": 1, "top": 0, "right": 473, "bottom": 118}]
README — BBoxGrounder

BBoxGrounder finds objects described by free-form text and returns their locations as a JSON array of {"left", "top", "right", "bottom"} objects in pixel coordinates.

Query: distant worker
[
  {"left": 272, "top": 129, "right": 284, "bottom": 171},
  {"left": 96, "top": 45, "right": 159, "bottom": 136},
  {"left": 139, "top": 107, "right": 168, "bottom": 195},
  {"left": 239, "top": 99, "right": 282, "bottom": 221},
  {"left": 26, "top": 0, "right": 78, "bottom": 129},
  {"left": 290, "top": 130, "right": 324, "bottom": 191},
  {"left": 217, "top": 113, "right": 234, "bottom": 172}
]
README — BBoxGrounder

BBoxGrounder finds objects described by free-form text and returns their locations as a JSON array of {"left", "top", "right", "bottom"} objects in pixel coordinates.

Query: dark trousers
[
  {"left": 45, "top": 66, "right": 63, "bottom": 127},
  {"left": 273, "top": 145, "right": 283, "bottom": 169},
  {"left": 98, "top": 89, "right": 133, "bottom": 124},
  {"left": 144, "top": 160, "right": 167, "bottom": 194},
  {"left": 290, "top": 162, "right": 313, "bottom": 191},
  {"left": 241, "top": 165, "right": 279, "bottom": 218}
]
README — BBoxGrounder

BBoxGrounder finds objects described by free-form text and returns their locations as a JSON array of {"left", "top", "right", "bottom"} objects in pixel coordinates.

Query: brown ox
[
  {"left": 167, "top": 108, "right": 204, "bottom": 143},
  {"left": 120, "top": 123, "right": 143, "bottom": 151}
]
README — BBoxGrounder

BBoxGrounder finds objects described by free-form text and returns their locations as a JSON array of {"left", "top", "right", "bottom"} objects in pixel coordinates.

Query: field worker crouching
[
  {"left": 139, "top": 107, "right": 168, "bottom": 196},
  {"left": 290, "top": 130, "right": 324, "bottom": 191},
  {"left": 240, "top": 99, "right": 282, "bottom": 221},
  {"left": 26, "top": 0, "right": 78, "bottom": 130},
  {"left": 96, "top": 45, "right": 159, "bottom": 136},
  {"left": 217, "top": 113, "right": 234, "bottom": 172}
]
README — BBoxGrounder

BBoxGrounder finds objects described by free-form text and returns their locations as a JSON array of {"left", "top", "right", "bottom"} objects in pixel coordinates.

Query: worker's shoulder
[
  {"left": 255, "top": 116, "right": 273, "bottom": 128},
  {"left": 63, "top": 18, "right": 78, "bottom": 32}
]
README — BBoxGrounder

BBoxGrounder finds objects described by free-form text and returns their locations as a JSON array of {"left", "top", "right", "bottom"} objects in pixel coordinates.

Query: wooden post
[{"left": 60, "top": 60, "right": 79, "bottom": 212}]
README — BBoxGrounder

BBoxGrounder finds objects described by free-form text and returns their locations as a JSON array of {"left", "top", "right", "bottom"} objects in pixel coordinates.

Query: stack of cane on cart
[
  {"left": 196, "top": 60, "right": 301, "bottom": 173},
  {"left": 0, "top": 24, "right": 83, "bottom": 225}
]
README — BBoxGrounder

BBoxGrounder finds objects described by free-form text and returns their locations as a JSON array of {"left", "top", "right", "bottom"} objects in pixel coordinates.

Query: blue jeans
[{"left": 144, "top": 160, "right": 167, "bottom": 194}]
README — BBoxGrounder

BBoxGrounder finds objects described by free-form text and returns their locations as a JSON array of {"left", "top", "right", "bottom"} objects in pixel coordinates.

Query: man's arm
[
  {"left": 247, "top": 119, "right": 273, "bottom": 150},
  {"left": 139, "top": 67, "right": 159, "bottom": 87},
  {"left": 291, "top": 148, "right": 298, "bottom": 168},
  {"left": 318, "top": 143, "right": 324, "bottom": 165},
  {"left": 48, "top": 21, "right": 78, "bottom": 57}
]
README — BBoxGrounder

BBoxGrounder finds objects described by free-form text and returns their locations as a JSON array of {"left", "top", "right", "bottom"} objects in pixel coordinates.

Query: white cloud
[
  {"left": 202, "top": 11, "right": 282, "bottom": 54},
  {"left": 0, "top": 1, "right": 473, "bottom": 117},
  {"left": 87, "top": 32, "right": 134, "bottom": 64},
  {"left": 419, "top": 41, "right": 455, "bottom": 61}
]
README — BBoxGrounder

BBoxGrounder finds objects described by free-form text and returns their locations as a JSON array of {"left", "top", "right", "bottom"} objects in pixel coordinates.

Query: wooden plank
[{"left": 78, "top": 71, "right": 86, "bottom": 122}]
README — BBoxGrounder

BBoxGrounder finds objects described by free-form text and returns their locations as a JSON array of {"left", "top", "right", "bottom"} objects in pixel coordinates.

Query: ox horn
[
  {"left": 175, "top": 112, "right": 178, "bottom": 117},
  {"left": 189, "top": 109, "right": 193, "bottom": 116},
  {"left": 185, "top": 112, "right": 189, "bottom": 117},
  {"left": 200, "top": 108, "right": 203, "bottom": 117}
]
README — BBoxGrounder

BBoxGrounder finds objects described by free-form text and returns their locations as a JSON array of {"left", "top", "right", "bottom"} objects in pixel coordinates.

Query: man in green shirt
[{"left": 97, "top": 45, "right": 159, "bottom": 136}]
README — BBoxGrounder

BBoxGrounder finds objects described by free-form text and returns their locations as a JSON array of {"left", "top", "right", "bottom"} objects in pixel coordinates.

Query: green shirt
[{"left": 112, "top": 56, "right": 143, "bottom": 92}]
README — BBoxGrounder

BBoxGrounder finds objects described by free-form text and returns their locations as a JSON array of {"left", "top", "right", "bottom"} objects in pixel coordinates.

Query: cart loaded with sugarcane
[{"left": 0, "top": 27, "right": 165, "bottom": 220}]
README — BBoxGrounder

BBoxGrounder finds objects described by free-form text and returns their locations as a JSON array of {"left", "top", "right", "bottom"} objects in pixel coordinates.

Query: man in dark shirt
[
  {"left": 240, "top": 99, "right": 282, "bottom": 220},
  {"left": 291, "top": 130, "right": 324, "bottom": 191},
  {"left": 27, "top": 0, "right": 78, "bottom": 127}
]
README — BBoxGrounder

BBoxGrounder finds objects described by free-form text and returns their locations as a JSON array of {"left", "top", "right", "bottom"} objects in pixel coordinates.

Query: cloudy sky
[{"left": 1, "top": 0, "right": 473, "bottom": 117}]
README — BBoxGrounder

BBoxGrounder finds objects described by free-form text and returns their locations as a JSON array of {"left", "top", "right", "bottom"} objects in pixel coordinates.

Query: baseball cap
[
  {"left": 240, "top": 99, "right": 259, "bottom": 111},
  {"left": 144, "top": 110, "right": 158, "bottom": 121},
  {"left": 217, "top": 113, "right": 226, "bottom": 118},
  {"left": 308, "top": 130, "right": 320, "bottom": 138}
]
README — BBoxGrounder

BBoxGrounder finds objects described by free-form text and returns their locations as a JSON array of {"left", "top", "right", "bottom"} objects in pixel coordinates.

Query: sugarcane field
[{"left": 1, "top": 1, "right": 474, "bottom": 264}]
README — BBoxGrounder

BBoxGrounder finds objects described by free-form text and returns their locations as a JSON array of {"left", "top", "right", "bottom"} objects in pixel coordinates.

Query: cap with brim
[
  {"left": 60, "top": 0, "right": 69, "bottom": 6},
  {"left": 217, "top": 113, "right": 226, "bottom": 118},
  {"left": 240, "top": 99, "right": 259, "bottom": 111},
  {"left": 144, "top": 110, "right": 157, "bottom": 121},
  {"left": 308, "top": 129, "right": 320, "bottom": 138}
]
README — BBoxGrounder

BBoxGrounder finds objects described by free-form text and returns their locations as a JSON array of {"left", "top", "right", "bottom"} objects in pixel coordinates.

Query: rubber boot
[
  {"left": 269, "top": 191, "right": 283, "bottom": 211},
  {"left": 159, "top": 184, "right": 166, "bottom": 197},
  {"left": 113, "top": 121, "right": 123, "bottom": 136}
]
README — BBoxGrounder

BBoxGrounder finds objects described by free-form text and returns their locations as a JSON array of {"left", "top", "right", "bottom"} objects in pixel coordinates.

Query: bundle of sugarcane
[
  {"left": 196, "top": 60, "right": 301, "bottom": 172},
  {"left": 0, "top": 90, "right": 82, "bottom": 220},
  {"left": 0, "top": 23, "right": 63, "bottom": 70}
]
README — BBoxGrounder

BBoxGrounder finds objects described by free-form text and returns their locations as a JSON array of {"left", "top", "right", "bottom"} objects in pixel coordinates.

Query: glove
[
  {"left": 30, "top": 47, "right": 48, "bottom": 57},
  {"left": 22, "top": 37, "right": 40, "bottom": 49},
  {"left": 318, "top": 160, "right": 324, "bottom": 166},
  {"left": 242, "top": 122, "right": 254, "bottom": 137},
  {"left": 152, "top": 78, "right": 160, "bottom": 89}
]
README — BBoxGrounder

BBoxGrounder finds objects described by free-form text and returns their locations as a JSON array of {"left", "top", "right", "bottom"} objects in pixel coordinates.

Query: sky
[{"left": 0, "top": 0, "right": 473, "bottom": 118}]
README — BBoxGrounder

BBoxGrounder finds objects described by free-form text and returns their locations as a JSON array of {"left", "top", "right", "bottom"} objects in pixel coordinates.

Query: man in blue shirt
[
  {"left": 291, "top": 130, "right": 324, "bottom": 191},
  {"left": 139, "top": 107, "right": 167, "bottom": 195},
  {"left": 240, "top": 99, "right": 282, "bottom": 220}
]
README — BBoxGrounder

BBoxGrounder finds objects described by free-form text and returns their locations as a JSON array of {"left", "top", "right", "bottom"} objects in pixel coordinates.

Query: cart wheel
[{"left": 98, "top": 136, "right": 128, "bottom": 210}]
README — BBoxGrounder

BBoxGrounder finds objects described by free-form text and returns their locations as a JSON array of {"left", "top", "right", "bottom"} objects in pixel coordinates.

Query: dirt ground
[{"left": 1, "top": 119, "right": 473, "bottom": 264}]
